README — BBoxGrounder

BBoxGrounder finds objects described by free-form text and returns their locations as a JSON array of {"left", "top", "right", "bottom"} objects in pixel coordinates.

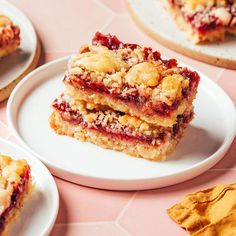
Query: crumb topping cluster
[
  {"left": 0, "top": 15, "right": 12, "bottom": 27},
  {"left": 65, "top": 36, "right": 196, "bottom": 107},
  {"left": 181, "top": 0, "right": 236, "bottom": 10},
  {"left": 0, "top": 15, "right": 20, "bottom": 48},
  {"left": 170, "top": 0, "right": 236, "bottom": 31}
]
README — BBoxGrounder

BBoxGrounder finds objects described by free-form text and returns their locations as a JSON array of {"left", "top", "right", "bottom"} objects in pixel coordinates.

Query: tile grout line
[
  {"left": 115, "top": 191, "right": 138, "bottom": 223},
  {"left": 214, "top": 68, "right": 225, "bottom": 82},
  {"left": 94, "top": 0, "right": 118, "bottom": 16},
  {"left": 0, "top": 120, "right": 12, "bottom": 139},
  {"left": 55, "top": 221, "right": 133, "bottom": 235},
  {"left": 115, "top": 222, "right": 132, "bottom": 236},
  {"left": 98, "top": 14, "right": 116, "bottom": 32},
  {"left": 0, "top": 120, "right": 9, "bottom": 129},
  {"left": 55, "top": 221, "right": 113, "bottom": 227},
  {"left": 5, "top": 133, "right": 12, "bottom": 140}
]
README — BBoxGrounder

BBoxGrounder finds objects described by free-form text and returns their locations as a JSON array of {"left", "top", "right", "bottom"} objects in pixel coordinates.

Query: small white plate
[
  {"left": 127, "top": 0, "right": 236, "bottom": 69},
  {"left": 0, "top": 0, "right": 40, "bottom": 101},
  {"left": 0, "top": 138, "right": 59, "bottom": 236},
  {"left": 7, "top": 57, "right": 236, "bottom": 191}
]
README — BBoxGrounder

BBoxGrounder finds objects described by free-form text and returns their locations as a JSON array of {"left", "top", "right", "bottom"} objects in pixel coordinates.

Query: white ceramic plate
[
  {"left": 0, "top": 138, "right": 59, "bottom": 236},
  {"left": 0, "top": 0, "right": 40, "bottom": 101},
  {"left": 7, "top": 57, "right": 236, "bottom": 191},
  {"left": 127, "top": 0, "right": 236, "bottom": 69}
]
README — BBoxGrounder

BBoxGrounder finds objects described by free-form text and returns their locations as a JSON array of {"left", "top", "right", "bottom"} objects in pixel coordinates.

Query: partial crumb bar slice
[
  {"left": 163, "top": 0, "right": 236, "bottom": 43},
  {"left": 50, "top": 95, "right": 193, "bottom": 161},
  {"left": 0, "top": 154, "right": 32, "bottom": 235},
  {"left": 0, "top": 14, "right": 20, "bottom": 58},
  {"left": 64, "top": 32, "right": 199, "bottom": 127}
]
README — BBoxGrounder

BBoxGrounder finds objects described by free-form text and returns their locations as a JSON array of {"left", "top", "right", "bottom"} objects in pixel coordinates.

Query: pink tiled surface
[{"left": 0, "top": 0, "right": 235, "bottom": 235}]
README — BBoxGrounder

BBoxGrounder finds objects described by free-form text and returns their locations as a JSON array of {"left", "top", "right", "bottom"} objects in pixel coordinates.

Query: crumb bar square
[
  {"left": 0, "top": 154, "right": 32, "bottom": 234},
  {"left": 163, "top": 0, "right": 236, "bottom": 43},
  {"left": 50, "top": 33, "right": 200, "bottom": 161}
]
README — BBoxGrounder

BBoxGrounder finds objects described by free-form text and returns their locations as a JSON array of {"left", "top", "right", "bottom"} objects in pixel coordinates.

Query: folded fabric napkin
[{"left": 167, "top": 184, "right": 236, "bottom": 235}]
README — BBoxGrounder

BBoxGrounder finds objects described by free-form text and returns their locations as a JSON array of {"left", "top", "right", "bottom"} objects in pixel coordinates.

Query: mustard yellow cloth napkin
[{"left": 167, "top": 184, "right": 236, "bottom": 235}]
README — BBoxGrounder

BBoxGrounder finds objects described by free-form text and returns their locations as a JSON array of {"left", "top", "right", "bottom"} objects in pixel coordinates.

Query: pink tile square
[
  {"left": 9, "top": 0, "right": 114, "bottom": 53},
  {"left": 51, "top": 223, "right": 127, "bottom": 236},
  {"left": 54, "top": 178, "right": 134, "bottom": 223},
  {"left": 217, "top": 69, "right": 236, "bottom": 103}
]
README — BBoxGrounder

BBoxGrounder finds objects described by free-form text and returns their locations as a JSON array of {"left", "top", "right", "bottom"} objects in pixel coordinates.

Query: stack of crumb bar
[{"left": 50, "top": 33, "right": 200, "bottom": 161}]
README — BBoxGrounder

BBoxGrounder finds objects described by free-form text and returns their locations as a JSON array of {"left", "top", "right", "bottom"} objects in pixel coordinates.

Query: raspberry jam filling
[
  {"left": 187, "top": 12, "right": 222, "bottom": 33},
  {"left": 52, "top": 100, "right": 193, "bottom": 146},
  {"left": 92, "top": 32, "right": 138, "bottom": 50},
  {"left": 66, "top": 77, "right": 174, "bottom": 117},
  {"left": 0, "top": 167, "right": 30, "bottom": 230},
  {"left": 65, "top": 68, "right": 199, "bottom": 117}
]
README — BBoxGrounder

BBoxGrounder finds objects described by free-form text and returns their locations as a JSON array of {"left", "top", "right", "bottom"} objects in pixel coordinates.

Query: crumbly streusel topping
[
  {"left": 66, "top": 43, "right": 192, "bottom": 106},
  {"left": 181, "top": 0, "right": 236, "bottom": 10},
  {"left": 0, "top": 15, "right": 12, "bottom": 28}
]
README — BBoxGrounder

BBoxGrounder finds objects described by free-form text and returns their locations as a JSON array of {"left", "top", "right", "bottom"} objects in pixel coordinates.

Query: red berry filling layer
[
  {"left": 52, "top": 99, "right": 193, "bottom": 146},
  {"left": 65, "top": 67, "right": 199, "bottom": 117}
]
